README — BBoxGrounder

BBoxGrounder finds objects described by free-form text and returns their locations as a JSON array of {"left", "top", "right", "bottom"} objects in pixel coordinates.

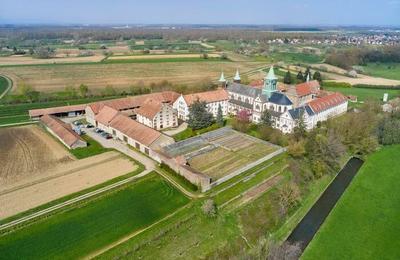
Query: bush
[
  {"left": 201, "top": 199, "right": 217, "bottom": 217},
  {"left": 322, "top": 81, "right": 352, "bottom": 89}
]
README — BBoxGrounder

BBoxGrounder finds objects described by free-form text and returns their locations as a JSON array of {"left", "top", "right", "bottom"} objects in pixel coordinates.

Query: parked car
[
  {"left": 86, "top": 124, "right": 94, "bottom": 128},
  {"left": 95, "top": 128, "right": 103, "bottom": 133},
  {"left": 73, "top": 121, "right": 82, "bottom": 126},
  {"left": 105, "top": 134, "right": 113, "bottom": 139}
]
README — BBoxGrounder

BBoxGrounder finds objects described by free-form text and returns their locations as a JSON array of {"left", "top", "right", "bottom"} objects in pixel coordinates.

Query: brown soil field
[
  {"left": 0, "top": 125, "right": 73, "bottom": 187},
  {"left": 0, "top": 151, "right": 137, "bottom": 219},
  {"left": 0, "top": 54, "right": 105, "bottom": 66},
  {"left": 107, "top": 53, "right": 220, "bottom": 60},
  {"left": 0, "top": 61, "right": 264, "bottom": 93}
]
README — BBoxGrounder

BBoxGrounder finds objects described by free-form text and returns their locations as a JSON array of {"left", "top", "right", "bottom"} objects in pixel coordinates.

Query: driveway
[
  {"left": 162, "top": 122, "right": 188, "bottom": 136},
  {"left": 85, "top": 130, "right": 156, "bottom": 171}
]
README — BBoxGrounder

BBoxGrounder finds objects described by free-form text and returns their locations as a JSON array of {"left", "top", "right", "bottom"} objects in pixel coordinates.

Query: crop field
[
  {"left": 0, "top": 54, "right": 105, "bottom": 66},
  {"left": 0, "top": 173, "right": 190, "bottom": 259},
  {"left": 163, "top": 128, "right": 279, "bottom": 181},
  {"left": 0, "top": 75, "right": 9, "bottom": 96},
  {"left": 0, "top": 125, "right": 73, "bottom": 188},
  {"left": 303, "top": 145, "right": 400, "bottom": 260},
  {"left": 0, "top": 61, "right": 264, "bottom": 93}
]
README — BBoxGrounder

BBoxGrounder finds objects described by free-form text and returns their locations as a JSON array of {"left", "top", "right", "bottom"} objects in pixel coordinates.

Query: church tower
[
  {"left": 262, "top": 66, "right": 278, "bottom": 98},
  {"left": 218, "top": 71, "right": 227, "bottom": 88},
  {"left": 233, "top": 69, "right": 241, "bottom": 83}
]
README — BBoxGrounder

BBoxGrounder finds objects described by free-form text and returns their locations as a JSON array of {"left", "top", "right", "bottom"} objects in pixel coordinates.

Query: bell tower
[{"left": 263, "top": 66, "right": 278, "bottom": 98}]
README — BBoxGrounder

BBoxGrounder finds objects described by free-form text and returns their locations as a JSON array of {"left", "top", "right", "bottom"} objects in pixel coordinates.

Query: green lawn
[
  {"left": 302, "top": 145, "right": 400, "bottom": 260},
  {"left": 323, "top": 86, "right": 400, "bottom": 102},
  {"left": 0, "top": 76, "right": 10, "bottom": 96},
  {"left": 69, "top": 135, "right": 112, "bottom": 159},
  {"left": 361, "top": 63, "right": 400, "bottom": 80},
  {"left": 0, "top": 173, "right": 190, "bottom": 260}
]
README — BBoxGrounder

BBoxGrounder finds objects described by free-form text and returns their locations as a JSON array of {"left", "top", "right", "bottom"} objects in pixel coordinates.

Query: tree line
[{"left": 325, "top": 45, "right": 400, "bottom": 70}]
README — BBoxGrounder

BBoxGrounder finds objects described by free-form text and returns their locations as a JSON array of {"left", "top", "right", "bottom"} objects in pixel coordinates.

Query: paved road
[
  {"left": 162, "top": 122, "right": 188, "bottom": 136},
  {"left": 86, "top": 130, "right": 156, "bottom": 170},
  {"left": 0, "top": 171, "right": 149, "bottom": 231}
]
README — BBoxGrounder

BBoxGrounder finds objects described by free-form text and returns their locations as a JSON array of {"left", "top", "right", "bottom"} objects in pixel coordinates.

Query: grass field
[
  {"left": 0, "top": 173, "right": 189, "bottom": 260},
  {"left": 302, "top": 145, "right": 400, "bottom": 260},
  {"left": 361, "top": 63, "right": 400, "bottom": 80},
  {"left": 0, "top": 61, "right": 263, "bottom": 93},
  {"left": 69, "top": 135, "right": 112, "bottom": 159},
  {"left": 0, "top": 75, "right": 9, "bottom": 96},
  {"left": 255, "top": 52, "right": 323, "bottom": 64},
  {"left": 323, "top": 86, "right": 400, "bottom": 102}
]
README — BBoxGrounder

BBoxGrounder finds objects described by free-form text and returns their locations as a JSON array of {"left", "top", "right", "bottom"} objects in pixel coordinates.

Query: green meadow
[
  {"left": 0, "top": 173, "right": 189, "bottom": 260},
  {"left": 303, "top": 145, "right": 400, "bottom": 260}
]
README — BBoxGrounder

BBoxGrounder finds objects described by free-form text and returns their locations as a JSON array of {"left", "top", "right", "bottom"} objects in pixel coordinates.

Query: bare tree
[{"left": 268, "top": 241, "right": 302, "bottom": 260}]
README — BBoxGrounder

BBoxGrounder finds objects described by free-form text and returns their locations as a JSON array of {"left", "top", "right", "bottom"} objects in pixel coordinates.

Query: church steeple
[
  {"left": 218, "top": 71, "right": 226, "bottom": 88},
  {"left": 263, "top": 66, "right": 278, "bottom": 98},
  {"left": 233, "top": 69, "right": 241, "bottom": 83}
]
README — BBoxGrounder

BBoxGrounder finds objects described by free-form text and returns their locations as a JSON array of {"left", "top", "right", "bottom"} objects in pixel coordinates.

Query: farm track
[{"left": 0, "top": 154, "right": 122, "bottom": 196}]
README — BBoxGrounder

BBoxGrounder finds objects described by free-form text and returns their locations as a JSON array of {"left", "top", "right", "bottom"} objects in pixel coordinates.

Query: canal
[{"left": 287, "top": 157, "right": 364, "bottom": 251}]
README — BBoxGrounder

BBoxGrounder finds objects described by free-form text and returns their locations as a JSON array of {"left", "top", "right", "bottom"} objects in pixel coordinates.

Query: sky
[{"left": 0, "top": 0, "right": 399, "bottom": 26}]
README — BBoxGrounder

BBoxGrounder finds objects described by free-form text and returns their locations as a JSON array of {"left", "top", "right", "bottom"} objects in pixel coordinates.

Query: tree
[
  {"left": 188, "top": 100, "right": 214, "bottom": 130},
  {"left": 277, "top": 182, "right": 301, "bottom": 215},
  {"left": 313, "top": 71, "right": 322, "bottom": 83},
  {"left": 201, "top": 199, "right": 217, "bottom": 217},
  {"left": 231, "top": 110, "right": 251, "bottom": 133},
  {"left": 64, "top": 86, "right": 77, "bottom": 99},
  {"left": 216, "top": 104, "right": 224, "bottom": 126},
  {"left": 296, "top": 71, "right": 304, "bottom": 82},
  {"left": 304, "top": 67, "right": 312, "bottom": 82},
  {"left": 202, "top": 53, "right": 209, "bottom": 59},
  {"left": 287, "top": 140, "right": 306, "bottom": 158},
  {"left": 260, "top": 109, "right": 272, "bottom": 126},
  {"left": 78, "top": 84, "right": 89, "bottom": 98},
  {"left": 378, "top": 116, "right": 400, "bottom": 145},
  {"left": 34, "top": 47, "right": 55, "bottom": 59},
  {"left": 283, "top": 70, "right": 292, "bottom": 84},
  {"left": 102, "top": 85, "right": 117, "bottom": 96},
  {"left": 293, "top": 110, "right": 307, "bottom": 140}
]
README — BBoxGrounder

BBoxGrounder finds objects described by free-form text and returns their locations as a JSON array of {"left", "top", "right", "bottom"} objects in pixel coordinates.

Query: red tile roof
[
  {"left": 29, "top": 104, "right": 86, "bottom": 118},
  {"left": 308, "top": 92, "right": 347, "bottom": 113},
  {"left": 95, "top": 106, "right": 119, "bottom": 125},
  {"left": 109, "top": 114, "right": 161, "bottom": 146},
  {"left": 183, "top": 89, "right": 228, "bottom": 106},
  {"left": 295, "top": 80, "right": 320, "bottom": 97},
  {"left": 136, "top": 100, "right": 163, "bottom": 119},
  {"left": 87, "top": 91, "right": 179, "bottom": 114},
  {"left": 40, "top": 115, "right": 85, "bottom": 148}
]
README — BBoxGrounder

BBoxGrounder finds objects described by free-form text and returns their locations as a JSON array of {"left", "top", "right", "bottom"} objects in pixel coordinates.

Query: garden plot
[{"left": 162, "top": 128, "right": 279, "bottom": 182}]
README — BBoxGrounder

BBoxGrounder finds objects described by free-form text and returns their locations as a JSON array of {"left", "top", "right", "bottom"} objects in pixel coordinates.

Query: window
[{"left": 135, "top": 142, "right": 140, "bottom": 149}]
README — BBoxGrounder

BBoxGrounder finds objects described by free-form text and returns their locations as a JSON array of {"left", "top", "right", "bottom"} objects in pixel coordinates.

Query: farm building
[
  {"left": 88, "top": 104, "right": 174, "bottom": 161},
  {"left": 173, "top": 88, "right": 229, "bottom": 120},
  {"left": 40, "top": 115, "right": 87, "bottom": 149},
  {"left": 108, "top": 113, "right": 174, "bottom": 161},
  {"left": 136, "top": 100, "right": 178, "bottom": 130},
  {"left": 85, "top": 91, "right": 179, "bottom": 130},
  {"left": 29, "top": 104, "right": 87, "bottom": 120}
]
